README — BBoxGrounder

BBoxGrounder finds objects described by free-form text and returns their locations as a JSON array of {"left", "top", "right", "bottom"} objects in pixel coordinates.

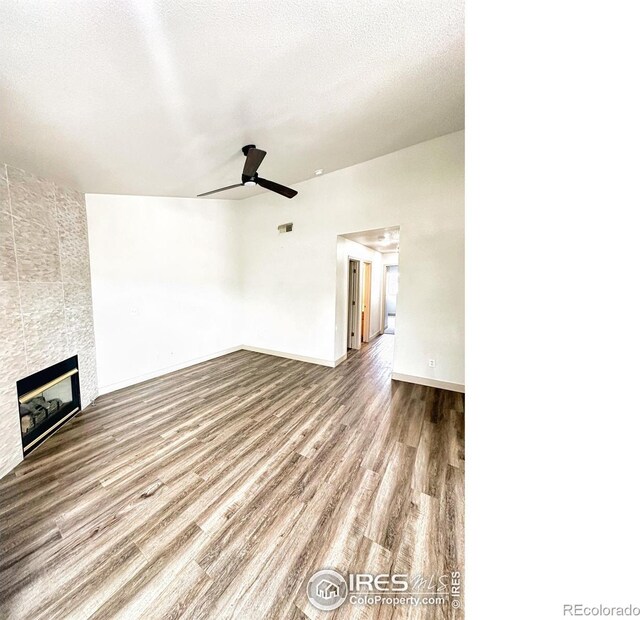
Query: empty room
[{"left": 0, "top": 1, "right": 464, "bottom": 618}]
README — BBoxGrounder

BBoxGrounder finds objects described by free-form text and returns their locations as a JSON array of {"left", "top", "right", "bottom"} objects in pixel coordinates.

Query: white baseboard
[
  {"left": 242, "top": 345, "right": 336, "bottom": 367},
  {"left": 333, "top": 352, "right": 348, "bottom": 367},
  {"left": 97, "top": 345, "right": 243, "bottom": 395},
  {"left": 98, "top": 347, "right": 464, "bottom": 399},
  {"left": 391, "top": 372, "right": 465, "bottom": 393}
]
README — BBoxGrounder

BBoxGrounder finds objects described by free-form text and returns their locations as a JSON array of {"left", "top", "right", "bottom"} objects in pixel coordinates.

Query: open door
[
  {"left": 347, "top": 259, "right": 360, "bottom": 349},
  {"left": 362, "top": 261, "right": 372, "bottom": 343}
]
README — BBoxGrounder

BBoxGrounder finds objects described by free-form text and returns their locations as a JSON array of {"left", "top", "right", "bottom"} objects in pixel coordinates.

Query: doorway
[
  {"left": 338, "top": 226, "right": 400, "bottom": 363},
  {"left": 384, "top": 265, "right": 399, "bottom": 334},
  {"left": 347, "top": 259, "right": 360, "bottom": 350}
]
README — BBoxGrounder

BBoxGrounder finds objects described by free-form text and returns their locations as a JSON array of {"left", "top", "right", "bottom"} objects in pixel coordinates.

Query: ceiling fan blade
[
  {"left": 197, "top": 183, "right": 244, "bottom": 197},
  {"left": 243, "top": 148, "right": 267, "bottom": 177},
  {"left": 256, "top": 177, "right": 298, "bottom": 199}
]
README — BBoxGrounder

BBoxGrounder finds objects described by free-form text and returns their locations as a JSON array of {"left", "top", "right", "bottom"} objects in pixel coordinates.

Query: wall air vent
[{"left": 278, "top": 222, "right": 293, "bottom": 233}]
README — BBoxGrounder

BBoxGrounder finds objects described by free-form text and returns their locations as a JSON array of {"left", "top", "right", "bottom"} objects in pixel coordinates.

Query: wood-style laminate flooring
[{"left": 0, "top": 335, "right": 464, "bottom": 619}]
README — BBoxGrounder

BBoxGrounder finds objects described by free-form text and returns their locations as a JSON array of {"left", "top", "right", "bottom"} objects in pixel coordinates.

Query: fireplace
[{"left": 17, "top": 356, "right": 81, "bottom": 456}]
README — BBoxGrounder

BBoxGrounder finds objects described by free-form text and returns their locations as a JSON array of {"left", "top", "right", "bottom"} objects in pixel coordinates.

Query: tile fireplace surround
[{"left": 0, "top": 163, "right": 98, "bottom": 478}]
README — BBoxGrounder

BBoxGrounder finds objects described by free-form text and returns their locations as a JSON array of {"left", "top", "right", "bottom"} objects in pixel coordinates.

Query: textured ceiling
[
  {"left": 0, "top": 0, "right": 464, "bottom": 199},
  {"left": 343, "top": 227, "right": 400, "bottom": 254}
]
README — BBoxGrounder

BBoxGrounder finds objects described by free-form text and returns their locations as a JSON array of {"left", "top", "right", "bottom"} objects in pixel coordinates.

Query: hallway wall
[{"left": 336, "top": 237, "right": 384, "bottom": 357}]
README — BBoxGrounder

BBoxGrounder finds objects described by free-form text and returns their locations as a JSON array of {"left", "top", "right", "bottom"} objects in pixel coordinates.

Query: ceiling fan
[{"left": 197, "top": 145, "right": 298, "bottom": 199}]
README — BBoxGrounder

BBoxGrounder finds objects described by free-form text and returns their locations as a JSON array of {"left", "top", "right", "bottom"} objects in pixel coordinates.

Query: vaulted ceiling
[{"left": 0, "top": 0, "right": 464, "bottom": 199}]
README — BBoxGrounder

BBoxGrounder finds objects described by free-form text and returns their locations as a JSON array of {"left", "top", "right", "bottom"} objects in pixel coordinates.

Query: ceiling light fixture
[{"left": 314, "top": 169, "right": 324, "bottom": 176}]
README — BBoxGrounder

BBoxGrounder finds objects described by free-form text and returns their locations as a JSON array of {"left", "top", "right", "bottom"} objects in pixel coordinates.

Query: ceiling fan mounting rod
[{"left": 241, "top": 144, "right": 256, "bottom": 156}]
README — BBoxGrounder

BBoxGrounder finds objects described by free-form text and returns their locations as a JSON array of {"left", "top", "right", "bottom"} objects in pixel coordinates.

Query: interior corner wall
[
  {"left": 85, "top": 193, "right": 243, "bottom": 394},
  {"left": 239, "top": 130, "right": 465, "bottom": 386}
]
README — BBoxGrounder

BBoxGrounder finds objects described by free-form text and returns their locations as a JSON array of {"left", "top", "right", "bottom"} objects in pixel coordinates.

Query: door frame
[
  {"left": 383, "top": 264, "right": 399, "bottom": 334},
  {"left": 361, "top": 260, "right": 372, "bottom": 343},
  {"left": 381, "top": 264, "right": 388, "bottom": 333},
  {"left": 347, "top": 258, "right": 361, "bottom": 350}
]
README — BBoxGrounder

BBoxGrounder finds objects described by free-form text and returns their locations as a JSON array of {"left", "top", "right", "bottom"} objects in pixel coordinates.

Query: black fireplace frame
[{"left": 17, "top": 355, "right": 81, "bottom": 456}]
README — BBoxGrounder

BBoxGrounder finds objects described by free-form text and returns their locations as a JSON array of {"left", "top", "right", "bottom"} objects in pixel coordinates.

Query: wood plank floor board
[
  {"left": 29, "top": 538, "right": 147, "bottom": 620},
  {"left": 144, "top": 559, "right": 212, "bottom": 620},
  {"left": 1, "top": 476, "right": 200, "bottom": 617},
  {"left": 0, "top": 335, "right": 464, "bottom": 619},
  {"left": 88, "top": 522, "right": 207, "bottom": 620}
]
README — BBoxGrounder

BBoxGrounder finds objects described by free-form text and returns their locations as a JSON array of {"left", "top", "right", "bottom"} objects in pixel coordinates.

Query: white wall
[
  {"left": 382, "top": 252, "right": 399, "bottom": 266},
  {"left": 85, "top": 194, "right": 243, "bottom": 394},
  {"left": 240, "top": 130, "right": 464, "bottom": 387}
]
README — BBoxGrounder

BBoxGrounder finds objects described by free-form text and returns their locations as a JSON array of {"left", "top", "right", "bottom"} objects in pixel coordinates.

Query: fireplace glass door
[{"left": 17, "top": 356, "right": 81, "bottom": 455}]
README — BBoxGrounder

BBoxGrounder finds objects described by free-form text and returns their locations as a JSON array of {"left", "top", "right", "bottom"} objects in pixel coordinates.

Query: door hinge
[{"left": 351, "top": 332, "right": 354, "bottom": 336}]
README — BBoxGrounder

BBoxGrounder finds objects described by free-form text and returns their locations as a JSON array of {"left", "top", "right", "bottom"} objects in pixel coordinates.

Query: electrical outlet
[{"left": 428, "top": 359, "right": 436, "bottom": 368}]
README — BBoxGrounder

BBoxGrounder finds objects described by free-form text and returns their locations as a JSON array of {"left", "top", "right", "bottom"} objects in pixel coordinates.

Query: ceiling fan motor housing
[{"left": 242, "top": 145, "right": 258, "bottom": 184}]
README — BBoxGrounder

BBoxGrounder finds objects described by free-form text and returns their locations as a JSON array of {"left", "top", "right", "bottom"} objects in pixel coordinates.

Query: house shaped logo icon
[
  {"left": 307, "top": 569, "right": 348, "bottom": 610},
  {"left": 316, "top": 578, "right": 341, "bottom": 600}
]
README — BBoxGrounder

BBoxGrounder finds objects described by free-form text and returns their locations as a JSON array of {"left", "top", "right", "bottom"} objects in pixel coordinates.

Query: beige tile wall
[{"left": 0, "top": 164, "right": 98, "bottom": 478}]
